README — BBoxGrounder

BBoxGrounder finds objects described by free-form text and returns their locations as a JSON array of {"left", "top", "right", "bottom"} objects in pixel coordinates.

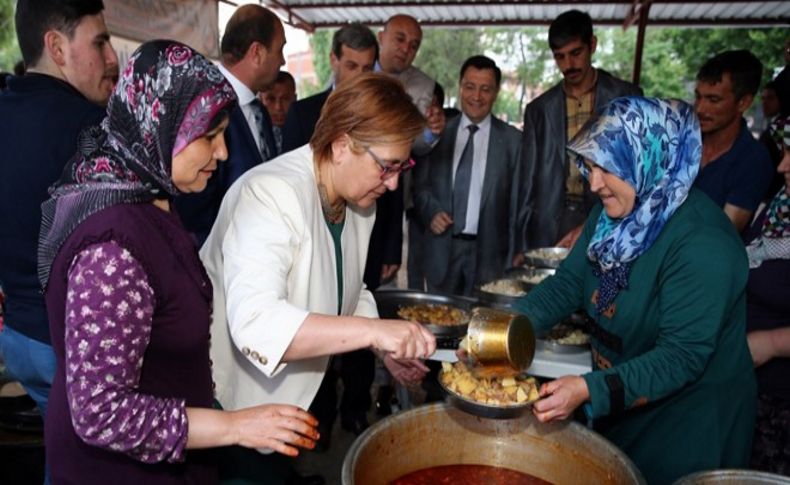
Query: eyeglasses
[{"left": 365, "top": 146, "right": 415, "bottom": 180}]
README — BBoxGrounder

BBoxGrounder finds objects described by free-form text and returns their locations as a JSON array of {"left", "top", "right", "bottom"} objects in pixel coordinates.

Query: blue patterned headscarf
[
  {"left": 567, "top": 97, "right": 701, "bottom": 314},
  {"left": 38, "top": 40, "right": 237, "bottom": 287}
]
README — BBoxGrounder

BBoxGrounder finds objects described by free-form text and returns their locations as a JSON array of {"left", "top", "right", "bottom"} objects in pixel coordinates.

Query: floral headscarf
[
  {"left": 38, "top": 40, "right": 237, "bottom": 286},
  {"left": 746, "top": 114, "right": 790, "bottom": 268},
  {"left": 567, "top": 97, "right": 701, "bottom": 314}
]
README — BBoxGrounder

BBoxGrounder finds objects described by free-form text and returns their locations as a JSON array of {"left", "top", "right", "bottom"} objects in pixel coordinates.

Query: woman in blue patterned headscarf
[
  {"left": 515, "top": 96, "right": 756, "bottom": 484},
  {"left": 569, "top": 97, "right": 701, "bottom": 315}
]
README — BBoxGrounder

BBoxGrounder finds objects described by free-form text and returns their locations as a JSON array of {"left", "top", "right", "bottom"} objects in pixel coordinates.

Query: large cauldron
[{"left": 342, "top": 403, "right": 644, "bottom": 484}]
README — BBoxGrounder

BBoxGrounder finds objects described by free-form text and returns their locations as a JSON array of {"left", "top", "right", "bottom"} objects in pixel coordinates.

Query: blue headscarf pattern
[{"left": 567, "top": 96, "right": 701, "bottom": 314}]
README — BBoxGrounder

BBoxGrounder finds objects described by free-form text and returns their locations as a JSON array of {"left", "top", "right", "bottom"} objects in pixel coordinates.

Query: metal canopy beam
[
  {"left": 258, "top": 0, "right": 789, "bottom": 89},
  {"left": 282, "top": 0, "right": 774, "bottom": 7},
  {"left": 265, "top": 0, "right": 789, "bottom": 30},
  {"left": 289, "top": 17, "right": 788, "bottom": 28}
]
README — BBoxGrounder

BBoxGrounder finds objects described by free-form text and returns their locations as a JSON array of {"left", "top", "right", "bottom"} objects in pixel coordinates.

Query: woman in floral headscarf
[
  {"left": 745, "top": 114, "right": 790, "bottom": 475},
  {"left": 39, "top": 41, "right": 317, "bottom": 485},
  {"left": 514, "top": 97, "right": 756, "bottom": 484}
]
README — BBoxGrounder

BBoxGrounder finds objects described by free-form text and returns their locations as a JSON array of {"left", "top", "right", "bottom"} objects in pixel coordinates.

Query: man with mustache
[
  {"left": 0, "top": 0, "right": 118, "bottom": 471},
  {"left": 693, "top": 50, "right": 774, "bottom": 233},
  {"left": 516, "top": 10, "right": 640, "bottom": 259}
]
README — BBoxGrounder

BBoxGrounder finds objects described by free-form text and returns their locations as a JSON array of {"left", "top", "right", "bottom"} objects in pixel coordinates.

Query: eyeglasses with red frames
[{"left": 365, "top": 146, "right": 415, "bottom": 180}]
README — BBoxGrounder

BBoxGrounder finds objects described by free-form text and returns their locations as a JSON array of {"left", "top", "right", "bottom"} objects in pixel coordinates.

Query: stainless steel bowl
[
  {"left": 536, "top": 338, "right": 590, "bottom": 354},
  {"left": 523, "top": 247, "right": 570, "bottom": 269},
  {"left": 536, "top": 317, "right": 592, "bottom": 354},
  {"left": 438, "top": 372, "right": 535, "bottom": 419},
  {"left": 505, "top": 266, "right": 557, "bottom": 289},
  {"left": 475, "top": 278, "right": 529, "bottom": 308},
  {"left": 373, "top": 289, "right": 474, "bottom": 337},
  {"left": 673, "top": 470, "right": 790, "bottom": 485}
]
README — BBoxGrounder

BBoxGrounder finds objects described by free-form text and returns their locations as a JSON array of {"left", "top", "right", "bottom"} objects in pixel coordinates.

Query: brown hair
[
  {"left": 310, "top": 73, "right": 426, "bottom": 164},
  {"left": 220, "top": 4, "right": 279, "bottom": 65}
]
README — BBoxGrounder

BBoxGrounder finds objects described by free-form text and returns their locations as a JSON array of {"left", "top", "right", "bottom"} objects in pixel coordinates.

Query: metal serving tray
[
  {"left": 373, "top": 289, "right": 475, "bottom": 337},
  {"left": 523, "top": 247, "right": 569, "bottom": 269},
  {"left": 504, "top": 266, "right": 557, "bottom": 289},
  {"left": 475, "top": 278, "right": 529, "bottom": 308}
]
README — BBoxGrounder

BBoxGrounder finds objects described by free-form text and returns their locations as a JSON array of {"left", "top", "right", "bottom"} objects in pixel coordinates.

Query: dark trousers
[
  {"left": 309, "top": 349, "right": 375, "bottom": 429},
  {"left": 406, "top": 213, "right": 425, "bottom": 290},
  {"left": 428, "top": 237, "right": 477, "bottom": 296}
]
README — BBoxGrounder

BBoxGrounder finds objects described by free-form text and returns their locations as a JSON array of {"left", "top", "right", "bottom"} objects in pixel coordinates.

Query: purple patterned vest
[{"left": 45, "top": 202, "right": 217, "bottom": 484}]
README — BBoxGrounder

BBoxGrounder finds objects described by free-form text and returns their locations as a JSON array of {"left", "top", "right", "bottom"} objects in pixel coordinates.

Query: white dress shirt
[
  {"left": 452, "top": 113, "right": 491, "bottom": 235},
  {"left": 218, "top": 64, "right": 265, "bottom": 152}
]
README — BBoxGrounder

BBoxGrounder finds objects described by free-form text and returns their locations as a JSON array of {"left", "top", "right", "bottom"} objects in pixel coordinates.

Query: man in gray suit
[
  {"left": 415, "top": 56, "right": 523, "bottom": 296},
  {"left": 516, "top": 10, "right": 641, "bottom": 260}
]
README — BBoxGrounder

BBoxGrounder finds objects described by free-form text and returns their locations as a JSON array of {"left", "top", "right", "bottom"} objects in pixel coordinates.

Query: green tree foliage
[
  {"left": 595, "top": 27, "right": 689, "bottom": 99},
  {"left": 0, "top": 0, "right": 21, "bottom": 71},
  {"left": 414, "top": 28, "right": 482, "bottom": 106},
  {"left": 486, "top": 27, "right": 554, "bottom": 120},
  {"left": 300, "top": 24, "right": 785, "bottom": 121},
  {"left": 655, "top": 27, "right": 787, "bottom": 84},
  {"left": 594, "top": 26, "right": 787, "bottom": 99},
  {"left": 304, "top": 28, "right": 333, "bottom": 96}
]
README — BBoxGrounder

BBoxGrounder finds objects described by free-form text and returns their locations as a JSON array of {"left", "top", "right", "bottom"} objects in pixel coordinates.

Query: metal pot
[
  {"left": 342, "top": 402, "right": 645, "bottom": 485},
  {"left": 673, "top": 470, "right": 790, "bottom": 485},
  {"left": 464, "top": 307, "right": 535, "bottom": 376}
]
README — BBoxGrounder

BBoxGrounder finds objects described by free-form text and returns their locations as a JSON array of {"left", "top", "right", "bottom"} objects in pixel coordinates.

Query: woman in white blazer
[{"left": 201, "top": 74, "right": 435, "bottom": 436}]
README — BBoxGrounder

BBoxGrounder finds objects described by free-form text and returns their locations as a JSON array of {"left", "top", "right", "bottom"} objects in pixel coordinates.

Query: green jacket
[{"left": 516, "top": 189, "right": 756, "bottom": 484}]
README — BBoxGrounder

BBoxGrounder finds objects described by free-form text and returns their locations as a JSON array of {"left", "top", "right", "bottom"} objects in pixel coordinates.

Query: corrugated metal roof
[{"left": 264, "top": 1, "right": 790, "bottom": 31}]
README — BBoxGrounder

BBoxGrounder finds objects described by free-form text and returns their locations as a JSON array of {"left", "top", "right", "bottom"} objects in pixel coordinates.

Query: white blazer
[{"left": 201, "top": 145, "right": 379, "bottom": 412}]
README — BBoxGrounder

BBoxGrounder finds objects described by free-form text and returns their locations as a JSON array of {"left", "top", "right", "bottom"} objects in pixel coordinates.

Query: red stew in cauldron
[{"left": 390, "top": 464, "right": 553, "bottom": 484}]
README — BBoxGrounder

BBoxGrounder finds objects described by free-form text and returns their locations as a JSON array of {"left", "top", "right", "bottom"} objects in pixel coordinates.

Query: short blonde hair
[{"left": 310, "top": 73, "right": 426, "bottom": 163}]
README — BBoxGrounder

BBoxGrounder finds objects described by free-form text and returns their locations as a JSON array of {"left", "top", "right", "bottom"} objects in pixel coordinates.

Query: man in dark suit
[
  {"left": 517, "top": 10, "right": 641, "bottom": 259},
  {"left": 416, "top": 56, "right": 524, "bottom": 295},
  {"left": 282, "top": 23, "right": 377, "bottom": 152},
  {"left": 175, "top": 4, "right": 284, "bottom": 246},
  {"left": 258, "top": 70, "right": 296, "bottom": 155}
]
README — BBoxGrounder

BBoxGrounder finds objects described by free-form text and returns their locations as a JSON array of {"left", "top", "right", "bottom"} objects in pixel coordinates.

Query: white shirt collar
[
  {"left": 459, "top": 112, "right": 492, "bottom": 132},
  {"left": 218, "top": 64, "right": 256, "bottom": 105}
]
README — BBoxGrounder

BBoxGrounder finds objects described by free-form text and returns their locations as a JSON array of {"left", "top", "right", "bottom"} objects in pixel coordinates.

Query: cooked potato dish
[
  {"left": 397, "top": 304, "right": 468, "bottom": 326},
  {"left": 440, "top": 361, "right": 539, "bottom": 407}
]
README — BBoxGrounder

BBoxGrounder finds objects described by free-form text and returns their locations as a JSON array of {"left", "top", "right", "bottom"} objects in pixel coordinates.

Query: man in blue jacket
[
  {"left": 282, "top": 23, "right": 377, "bottom": 152},
  {"left": 0, "top": 0, "right": 118, "bottom": 421},
  {"left": 693, "top": 50, "right": 774, "bottom": 233}
]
